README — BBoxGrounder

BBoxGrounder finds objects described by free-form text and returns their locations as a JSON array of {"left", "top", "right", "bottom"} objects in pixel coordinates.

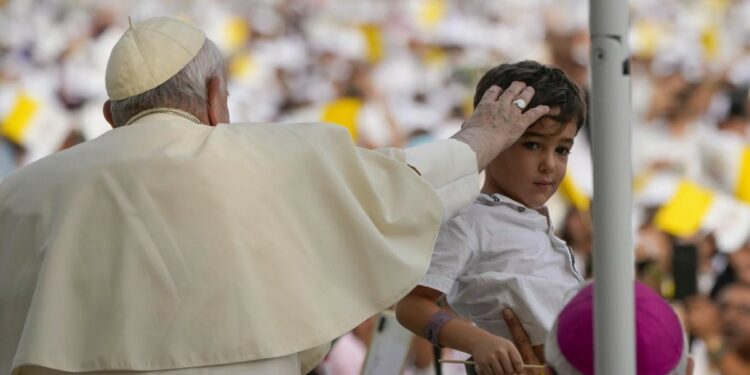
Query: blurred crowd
[{"left": 3, "top": 0, "right": 750, "bottom": 374}]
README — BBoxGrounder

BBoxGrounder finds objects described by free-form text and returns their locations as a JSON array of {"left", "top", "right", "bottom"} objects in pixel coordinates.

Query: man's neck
[{"left": 125, "top": 107, "right": 204, "bottom": 126}]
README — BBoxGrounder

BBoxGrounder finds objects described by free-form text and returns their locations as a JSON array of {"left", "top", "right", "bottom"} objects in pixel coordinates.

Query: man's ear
[
  {"left": 103, "top": 100, "right": 115, "bottom": 128},
  {"left": 206, "top": 76, "right": 227, "bottom": 126}
]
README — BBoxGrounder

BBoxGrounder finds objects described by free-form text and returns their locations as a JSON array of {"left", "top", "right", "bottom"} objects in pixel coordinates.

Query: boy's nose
[{"left": 539, "top": 153, "right": 556, "bottom": 174}]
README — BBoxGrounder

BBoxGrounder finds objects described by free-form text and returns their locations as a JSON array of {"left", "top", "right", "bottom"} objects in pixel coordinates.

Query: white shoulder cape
[{"left": 0, "top": 116, "right": 442, "bottom": 373}]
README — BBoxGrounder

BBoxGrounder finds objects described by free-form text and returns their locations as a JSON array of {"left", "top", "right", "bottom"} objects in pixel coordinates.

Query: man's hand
[
  {"left": 452, "top": 82, "right": 550, "bottom": 171},
  {"left": 503, "top": 308, "right": 544, "bottom": 374}
]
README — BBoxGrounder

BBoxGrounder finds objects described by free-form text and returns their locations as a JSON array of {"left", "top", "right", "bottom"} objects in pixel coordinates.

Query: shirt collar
[
  {"left": 477, "top": 193, "right": 552, "bottom": 226},
  {"left": 477, "top": 193, "right": 532, "bottom": 208}
]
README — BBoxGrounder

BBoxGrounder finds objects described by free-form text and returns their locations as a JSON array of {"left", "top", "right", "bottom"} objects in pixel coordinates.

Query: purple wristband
[{"left": 425, "top": 310, "right": 453, "bottom": 348}]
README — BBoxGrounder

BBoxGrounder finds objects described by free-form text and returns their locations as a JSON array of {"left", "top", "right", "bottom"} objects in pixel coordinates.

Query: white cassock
[{"left": 0, "top": 110, "right": 479, "bottom": 374}]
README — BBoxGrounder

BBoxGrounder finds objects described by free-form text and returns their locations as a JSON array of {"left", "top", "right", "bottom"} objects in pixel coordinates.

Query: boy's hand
[{"left": 470, "top": 332, "right": 525, "bottom": 375}]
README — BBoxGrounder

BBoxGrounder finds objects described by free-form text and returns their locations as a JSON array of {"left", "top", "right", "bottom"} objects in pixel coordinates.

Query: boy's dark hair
[{"left": 473, "top": 60, "right": 587, "bottom": 130}]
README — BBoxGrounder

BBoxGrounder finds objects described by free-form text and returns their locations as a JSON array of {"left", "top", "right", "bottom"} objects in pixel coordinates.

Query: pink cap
[{"left": 555, "top": 281, "right": 684, "bottom": 375}]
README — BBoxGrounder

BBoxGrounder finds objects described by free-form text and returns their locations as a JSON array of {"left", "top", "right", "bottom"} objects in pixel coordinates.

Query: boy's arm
[{"left": 396, "top": 286, "right": 525, "bottom": 374}]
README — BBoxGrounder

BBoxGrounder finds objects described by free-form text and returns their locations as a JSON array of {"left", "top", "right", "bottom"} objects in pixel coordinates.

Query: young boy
[{"left": 396, "top": 60, "right": 587, "bottom": 374}]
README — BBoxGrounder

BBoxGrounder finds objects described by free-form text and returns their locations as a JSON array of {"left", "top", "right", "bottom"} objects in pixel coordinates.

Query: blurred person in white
[
  {"left": 632, "top": 63, "right": 715, "bottom": 184},
  {"left": 0, "top": 16, "right": 553, "bottom": 375},
  {"left": 698, "top": 84, "right": 750, "bottom": 198},
  {"left": 281, "top": 60, "right": 408, "bottom": 150},
  {"left": 686, "top": 281, "right": 750, "bottom": 374},
  {"left": 396, "top": 61, "right": 586, "bottom": 375},
  {"left": 558, "top": 205, "right": 593, "bottom": 278}
]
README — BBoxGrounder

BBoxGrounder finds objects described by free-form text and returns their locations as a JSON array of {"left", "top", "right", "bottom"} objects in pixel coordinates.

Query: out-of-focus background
[{"left": 3, "top": 0, "right": 750, "bottom": 374}]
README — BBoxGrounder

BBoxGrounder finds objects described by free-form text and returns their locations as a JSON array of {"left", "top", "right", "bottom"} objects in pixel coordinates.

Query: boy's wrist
[
  {"left": 463, "top": 328, "right": 497, "bottom": 353},
  {"left": 425, "top": 310, "right": 454, "bottom": 348}
]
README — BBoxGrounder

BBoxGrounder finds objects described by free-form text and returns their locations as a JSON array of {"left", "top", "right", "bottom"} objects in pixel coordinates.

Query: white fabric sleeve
[
  {"left": 418, "top": 215, "right": 476, "bottom": 294},
  {"left": 375, "top": 139, "right": 479, "bottom": 222},
  {"left": 404, "top": 139, "right": 479, "bottom": 221}
]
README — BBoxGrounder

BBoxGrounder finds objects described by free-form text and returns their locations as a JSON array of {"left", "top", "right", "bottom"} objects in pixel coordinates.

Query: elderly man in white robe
[{"left": 0, "top": 17, "right": 550, "bottom": 375}]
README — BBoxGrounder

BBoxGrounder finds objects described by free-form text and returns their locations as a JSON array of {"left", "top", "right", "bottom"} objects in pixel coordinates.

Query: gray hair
[
  {"left": 544, "top": 318, "right": 690, "bottom": 375},
  {"left": 109, "top": 38, "right": 226, "bottom": 127}
]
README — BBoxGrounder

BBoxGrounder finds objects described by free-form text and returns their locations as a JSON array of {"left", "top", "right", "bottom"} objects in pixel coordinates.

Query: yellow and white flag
[
  {"left": 737, "top": 148, "right": 750, "bottom": 203},
  {"left": 416, "top": 0, "right": 446, "bottom": 30},
  {"left": 0, "top": 87, "right": 70, "bottom": 165},
  {"left": 1, "top": 91, "right": 39, "bottom": 146},
  {"left": 699, "top": 130, "right": 750, "bottom": 204},
  {"left": 558, "top": 134, "right": 593, "bottom": 212},
  {"left": 359, "top": 24, "right": 384, "bottom": 64},
  {"left": 641, "top": 175, "right": 750, "bottom": 253},
  {"left": 320, "top": 97, "right": 363, "bottom": 143},
  {"left": 653, "top": 179, "right": 714, "bottom": 237},
  {"left": 559, "top": 174, "right": 590, "bottom": 212}
]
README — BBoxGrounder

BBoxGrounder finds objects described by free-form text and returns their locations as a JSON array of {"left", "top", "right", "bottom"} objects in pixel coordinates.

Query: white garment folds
[{"left": 0, "top": 114, "right": 478, "bottom": 374}]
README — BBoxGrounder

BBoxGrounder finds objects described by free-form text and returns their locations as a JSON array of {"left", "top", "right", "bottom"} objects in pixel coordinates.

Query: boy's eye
[
  {"left": 522, "top": 142, "right": 540, "bottom": 150},
  {"left": 556, "top": 147, "right": 571, "bottom": 156}
]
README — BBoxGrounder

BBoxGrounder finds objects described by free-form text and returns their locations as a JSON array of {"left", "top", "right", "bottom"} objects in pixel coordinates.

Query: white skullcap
[{"left": 105, "top": 17, "right": 206, "bottom": 100}]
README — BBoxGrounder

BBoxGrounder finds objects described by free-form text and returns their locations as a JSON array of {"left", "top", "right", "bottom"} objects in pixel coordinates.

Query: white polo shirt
[{"left": 419, "top": 193, "right": 583, "bottom": 345}]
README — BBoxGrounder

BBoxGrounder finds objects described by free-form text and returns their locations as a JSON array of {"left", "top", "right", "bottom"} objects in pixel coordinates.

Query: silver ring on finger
[{"left": 512, "top": 99, "right": 527, "bottom": 110}]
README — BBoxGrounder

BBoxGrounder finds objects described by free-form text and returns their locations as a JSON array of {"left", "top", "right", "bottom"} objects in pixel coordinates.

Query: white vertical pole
[{"left": 589, "top": 0, "right": 636, "bottom": 374}]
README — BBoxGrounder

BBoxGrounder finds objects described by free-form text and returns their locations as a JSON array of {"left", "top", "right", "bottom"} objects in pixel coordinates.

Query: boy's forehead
[{"left": 525, "top": 118, "right": 577, "bottom": 137}]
